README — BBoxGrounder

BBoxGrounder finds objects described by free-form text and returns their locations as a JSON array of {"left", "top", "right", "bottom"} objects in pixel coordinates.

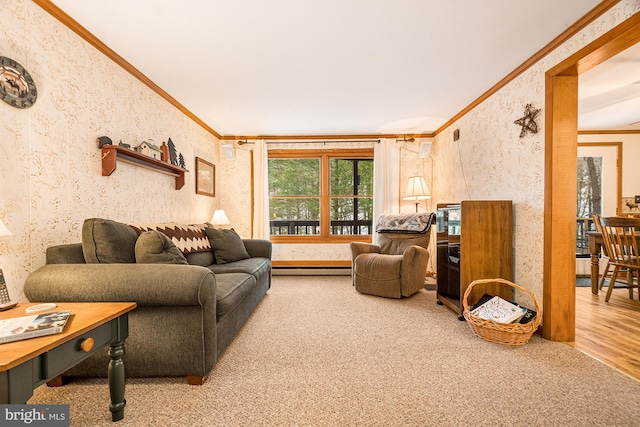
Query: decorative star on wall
[{"left": 514, "top": 103, "right": 541, "bottom": 137}]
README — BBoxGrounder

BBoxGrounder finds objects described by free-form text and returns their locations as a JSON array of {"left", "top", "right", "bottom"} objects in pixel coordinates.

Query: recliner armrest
[
  {"left": 400, "top": 245, "right": 429, "bottom": 296},
  {"left": 350, "top": 242, "right": 381, "bottom": 264}
]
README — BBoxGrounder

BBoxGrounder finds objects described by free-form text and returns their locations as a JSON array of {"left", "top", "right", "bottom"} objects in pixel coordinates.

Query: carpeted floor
[{"left": 29, "top": 276, "right": 640, "bottom": 426}]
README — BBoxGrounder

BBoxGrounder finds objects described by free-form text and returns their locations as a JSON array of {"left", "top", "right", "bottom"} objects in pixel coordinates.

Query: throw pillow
[
  {"left": 82, "top": 218, "right": 139, "bottom": 264},
  {"left": 129, "top": 222, "right": 211, "bottom": 255},
  {"left": 135, "top": 230, "right": 189, "bottom": 265},
  {"left": 205, "top": 227, "right": 250, "bottom": 264}
]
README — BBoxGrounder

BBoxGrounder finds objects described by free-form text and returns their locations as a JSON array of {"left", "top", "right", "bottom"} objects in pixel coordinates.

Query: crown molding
[
  {"left": 218, "top": 133, "right": 435, "bottom": 141},
  {"left": 578, "top": 129, "right": 640, "bottom": 134}
]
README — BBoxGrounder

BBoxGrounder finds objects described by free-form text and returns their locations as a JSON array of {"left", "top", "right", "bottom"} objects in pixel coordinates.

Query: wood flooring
[{"left": 572, "top": 285, "right": 640, "bottom": 381}]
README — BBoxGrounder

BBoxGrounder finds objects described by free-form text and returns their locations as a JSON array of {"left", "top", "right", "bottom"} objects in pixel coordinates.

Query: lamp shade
[
  {"left": 402, "top": 176, "right": 431, "bottom": 201},
  {"left": 211, "top": 209, "right": 231, "bottom": 226},
  {"left": 0, "top": 220, "right": 13, "bottom": 237}
]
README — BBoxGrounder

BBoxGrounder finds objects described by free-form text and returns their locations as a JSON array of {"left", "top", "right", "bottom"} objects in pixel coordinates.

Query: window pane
[
  {"left": 356, "top": 160, "right": 373, "bottom": 196},
  {"left": 268, "top": 158, "right": 320, "bottom": 196},
  {"left": 576, "top": 156, "right": 602, "bottom": 257},
  {"left": 330, "top": 197, "right": 373, "bottom": 235},
  {"left": 330, "top": 159, "right": 373, "bottom": 196},
  {"left": 269, "top": 197, "right": 320, "bottom": 235}
]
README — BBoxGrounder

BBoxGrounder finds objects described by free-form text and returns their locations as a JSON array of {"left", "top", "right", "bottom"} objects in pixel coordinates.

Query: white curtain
[
  {"left": 373, "top": 138, "right": 400, "bottom": 244},
  {"left": 252, "top": 139, "right": 270, "bottom": 239}
]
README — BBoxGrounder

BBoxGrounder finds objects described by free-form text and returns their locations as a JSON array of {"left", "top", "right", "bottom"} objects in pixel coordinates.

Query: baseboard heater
[{"left": 272, "top": 261, "right": 352, "bottom": 276}]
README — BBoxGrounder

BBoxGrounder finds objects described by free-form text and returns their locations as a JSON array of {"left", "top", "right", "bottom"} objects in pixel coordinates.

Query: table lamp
[
  {"left": 402, "top": 176, "right": 431, "bottom": 212},
  {"left": 211, "top": 209, "right": 231, "bottom": 228}
]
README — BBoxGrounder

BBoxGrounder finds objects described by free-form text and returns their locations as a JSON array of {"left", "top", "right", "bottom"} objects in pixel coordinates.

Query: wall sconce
[
  {"left": 402, "top": 176, "right": 431, "bottom": 212},
  {"left": 211, "top": 209, "right": 231, "bottom": 228}
]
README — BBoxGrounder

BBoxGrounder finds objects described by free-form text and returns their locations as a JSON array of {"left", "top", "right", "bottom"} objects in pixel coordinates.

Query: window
[
  {"left": 268, "top": 149, "right": 374, "bottom": 243},
  {"left": 576, "top": 155, "right": 602, "bottom": 257}
]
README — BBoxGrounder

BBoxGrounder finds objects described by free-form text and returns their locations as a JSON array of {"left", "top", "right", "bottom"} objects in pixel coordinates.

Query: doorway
[{"left": 544, "top": 13, "right": 640, "bottom": 341}]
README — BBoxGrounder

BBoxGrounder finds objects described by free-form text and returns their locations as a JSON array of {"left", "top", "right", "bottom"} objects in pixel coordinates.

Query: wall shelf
[{"left": 101, "top": 145, "right": 188, "bottom": 190}]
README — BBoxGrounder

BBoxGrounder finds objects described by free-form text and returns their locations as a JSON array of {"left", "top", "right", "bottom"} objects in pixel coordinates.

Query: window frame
[{"left": 268, "top": 148, "right": 374, "bottom": 244}]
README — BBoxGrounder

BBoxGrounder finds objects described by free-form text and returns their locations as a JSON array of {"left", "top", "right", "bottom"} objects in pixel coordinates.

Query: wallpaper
[{"left": 1, "top": 0, "right": 219, "bottom": 300}]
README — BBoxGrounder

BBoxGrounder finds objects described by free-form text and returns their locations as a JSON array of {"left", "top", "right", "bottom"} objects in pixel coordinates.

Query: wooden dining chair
[
  {"left": 596, "top": 216, "right": 640, "bottom": 302},
  {"left": 591, "top": 214, "right": 630, "bottom": 292}
]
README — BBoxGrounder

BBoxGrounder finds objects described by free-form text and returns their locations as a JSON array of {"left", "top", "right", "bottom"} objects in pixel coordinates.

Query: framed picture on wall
[
  {"left": 621, "top": 197, "right": 640, "bottom": 215},
  {"left": 195, "top": 157, "right": 215, "bottom": 197}
]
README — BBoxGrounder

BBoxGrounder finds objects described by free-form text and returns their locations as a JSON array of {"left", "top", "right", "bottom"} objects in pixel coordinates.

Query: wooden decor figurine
[
  {"left": 514, "top": 103, "right": 541, "bottom": 137},
  {"left": 161, "top": 141, "right": 169, "bottom": 162},
  {"left": 135, "top": 140, "right": 162, "bottom": 160},
  {"left": 97, "top": 135, "right": 112, "bottom": 148}
]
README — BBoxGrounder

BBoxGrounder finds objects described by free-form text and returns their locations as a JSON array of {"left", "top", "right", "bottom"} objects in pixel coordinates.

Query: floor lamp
[{"left": 402, "top": 176, "right": 431, "bottom": 212}]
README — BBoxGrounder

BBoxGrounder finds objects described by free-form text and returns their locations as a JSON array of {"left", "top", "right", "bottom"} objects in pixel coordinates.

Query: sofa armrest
[
  {"left": 24, "top": 264, "right": 215, "bottom": 308},
  {"left": 349, "top": 242, "right": 380, "bottom": 264},
  {"left": 243, "top": 239, "right": 272, "bottom": 259},
  {"left": 46, "top": 244, "right": 86, "bottom": 264}
]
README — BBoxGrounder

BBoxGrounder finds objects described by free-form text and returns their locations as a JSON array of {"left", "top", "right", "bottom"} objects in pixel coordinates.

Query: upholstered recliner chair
[{"left": 350, "top": 212, "right": 435, "bottom": 298}]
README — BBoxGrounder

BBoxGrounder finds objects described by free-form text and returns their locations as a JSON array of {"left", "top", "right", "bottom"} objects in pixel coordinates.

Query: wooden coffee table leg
[
  {"left": 108, "top": 341, "right": 126, "bottom": 422},
  {"left": 46, "top": 376, "right": 64, "bottom": 387}
]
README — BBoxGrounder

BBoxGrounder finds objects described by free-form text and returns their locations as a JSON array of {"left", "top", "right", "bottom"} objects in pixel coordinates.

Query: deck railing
[
  {"left": 270, "top": 219, "right": 372, "bottom": 236},
  {"left": 576, "top": 217, "right": 595, "bottom": 257}
]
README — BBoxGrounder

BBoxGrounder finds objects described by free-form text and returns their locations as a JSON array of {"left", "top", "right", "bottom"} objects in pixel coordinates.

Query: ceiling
[
  {"left": 578, "top": 42, "right": 640, "bottom": 131},
  {"left": 46, "top": 0, "right": 637, "bottom": 137}
]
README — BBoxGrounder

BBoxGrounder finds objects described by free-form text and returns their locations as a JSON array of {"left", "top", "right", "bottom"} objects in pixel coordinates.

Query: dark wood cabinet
[{"left": 436, "top": 200, "right": 513, "bottom": 318}]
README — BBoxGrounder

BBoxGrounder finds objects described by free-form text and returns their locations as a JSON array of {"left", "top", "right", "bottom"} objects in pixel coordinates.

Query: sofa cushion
[
  {"left": 129, "top": 222, "right": 211, "bottom": 254},
  {"left": 205, "top": 228, "right": 250, "bottom": 264},
  {"left": 215, "top": 273, "right": 256, "bottom": 321},
  {"left": 82, "top": 218, "right": 138, "bottom": 264},
  {"left": 135, "top": 231, "right": 189, "bottom": 265},
  {"left": 208, "top": 258, "right": 271, "bottom": 281},
  {"left": 185, "top": 251, "right": 215, "bottom": 267}
]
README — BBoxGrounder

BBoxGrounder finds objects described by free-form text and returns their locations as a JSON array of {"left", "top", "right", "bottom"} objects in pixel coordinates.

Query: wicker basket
[{"left": 462, "top": 278, "right": 541, "bottom": 346}]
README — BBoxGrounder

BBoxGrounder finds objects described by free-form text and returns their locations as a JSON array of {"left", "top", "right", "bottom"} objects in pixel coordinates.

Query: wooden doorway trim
[{"left": 544, "top": 12, "right": 640, "bottom": 341}]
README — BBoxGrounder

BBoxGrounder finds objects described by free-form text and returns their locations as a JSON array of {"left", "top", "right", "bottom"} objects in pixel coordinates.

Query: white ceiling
[
  {"left": 578, "top": 42, "right": 640, "bottom": 131},
  {"left": 47, "top": 0, "right": 635, "bottom": 136}
]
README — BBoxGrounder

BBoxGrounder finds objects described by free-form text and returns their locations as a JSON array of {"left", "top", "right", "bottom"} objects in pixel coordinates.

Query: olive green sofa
[{"left": 24, "top": 218, "right": 271, "bottom": 385}]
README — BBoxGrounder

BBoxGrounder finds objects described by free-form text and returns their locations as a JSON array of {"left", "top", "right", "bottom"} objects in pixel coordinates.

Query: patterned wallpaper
[{"left": 1, "top": 0, "right": 219, "bottom": 300}]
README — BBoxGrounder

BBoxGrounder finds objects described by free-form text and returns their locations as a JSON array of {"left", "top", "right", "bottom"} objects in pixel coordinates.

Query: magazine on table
[{"left": 0, "top": 310, "right": 71, "bottom": 344}]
